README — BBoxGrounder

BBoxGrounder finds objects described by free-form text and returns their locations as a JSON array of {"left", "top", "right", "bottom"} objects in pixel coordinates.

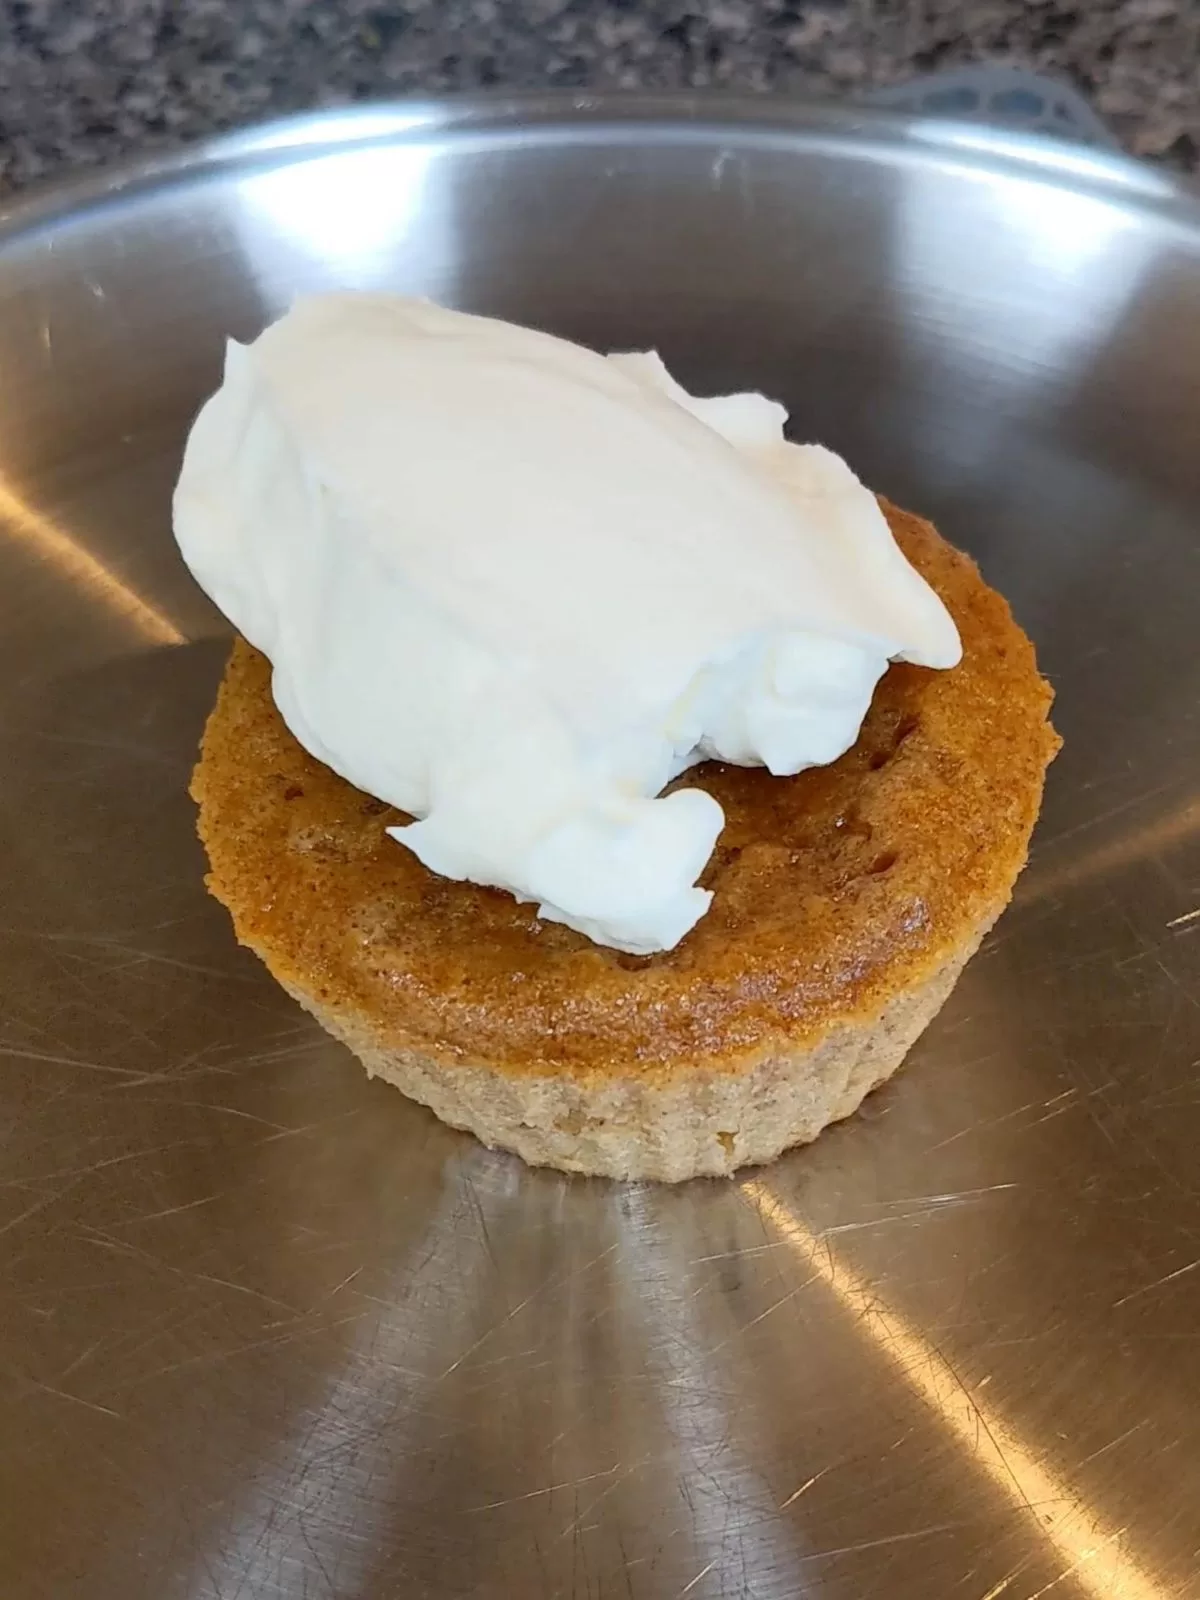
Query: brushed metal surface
[{"left": 2, "top": 97, "right": 1199, "bottom": 1600}]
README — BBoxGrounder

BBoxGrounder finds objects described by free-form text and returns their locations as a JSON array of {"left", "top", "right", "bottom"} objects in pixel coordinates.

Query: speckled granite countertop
[{"left": 1, "top": 0, "right": 1197, "bottom": 192}]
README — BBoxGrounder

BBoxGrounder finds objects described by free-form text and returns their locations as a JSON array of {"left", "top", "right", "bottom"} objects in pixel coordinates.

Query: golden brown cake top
[{"left": 192, "top": 502, "right": 1059, "bottom": 1080}]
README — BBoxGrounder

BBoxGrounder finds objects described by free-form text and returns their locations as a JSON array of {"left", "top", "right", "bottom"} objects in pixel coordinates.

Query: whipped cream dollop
[{"left": 174, "top": 294, "right": 960, "bottom": 954}]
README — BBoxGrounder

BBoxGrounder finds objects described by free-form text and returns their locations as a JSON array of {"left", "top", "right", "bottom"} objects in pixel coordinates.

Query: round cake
[{"left": 191, "top": 500, "right": 1058, "bottom": 1181}]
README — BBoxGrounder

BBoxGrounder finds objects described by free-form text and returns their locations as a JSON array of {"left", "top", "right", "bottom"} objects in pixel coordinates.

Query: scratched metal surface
[{"left": 1, "top": 97, "right": 1199, "bottom": 1600}]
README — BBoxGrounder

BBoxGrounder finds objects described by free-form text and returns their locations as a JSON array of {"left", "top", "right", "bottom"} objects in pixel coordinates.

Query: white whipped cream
[{"left": 174, "top": 295, "right": 960, "bottom": 954}]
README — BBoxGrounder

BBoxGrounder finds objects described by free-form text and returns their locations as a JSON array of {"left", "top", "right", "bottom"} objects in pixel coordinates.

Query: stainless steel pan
[{"left": 2, "top": 96, "right": 1198, "bottom": 1600}]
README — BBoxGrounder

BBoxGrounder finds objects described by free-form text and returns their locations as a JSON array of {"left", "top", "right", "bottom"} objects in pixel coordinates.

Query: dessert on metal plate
[{"left": 177, "top": 296, "right": 1058, "bottom": 1180}]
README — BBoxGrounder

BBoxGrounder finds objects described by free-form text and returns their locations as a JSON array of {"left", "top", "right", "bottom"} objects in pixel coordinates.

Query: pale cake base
[{"left": 278, "top": 928, "right": 986, "bottom": 1181}]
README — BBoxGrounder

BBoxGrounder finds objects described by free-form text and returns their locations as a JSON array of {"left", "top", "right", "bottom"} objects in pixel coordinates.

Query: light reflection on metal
[
  {"left": 1019, "top": 796, "right": 1200, "bottom": 904},
  {"left": 0, "top": 475, "right": 183, "bottom": 646},
  {"left": 741, "top": 1180, "right": 1167, "bottom": 1600},
  {"left": 240, "top": 143, "right": 444, "bottom": 297}
]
